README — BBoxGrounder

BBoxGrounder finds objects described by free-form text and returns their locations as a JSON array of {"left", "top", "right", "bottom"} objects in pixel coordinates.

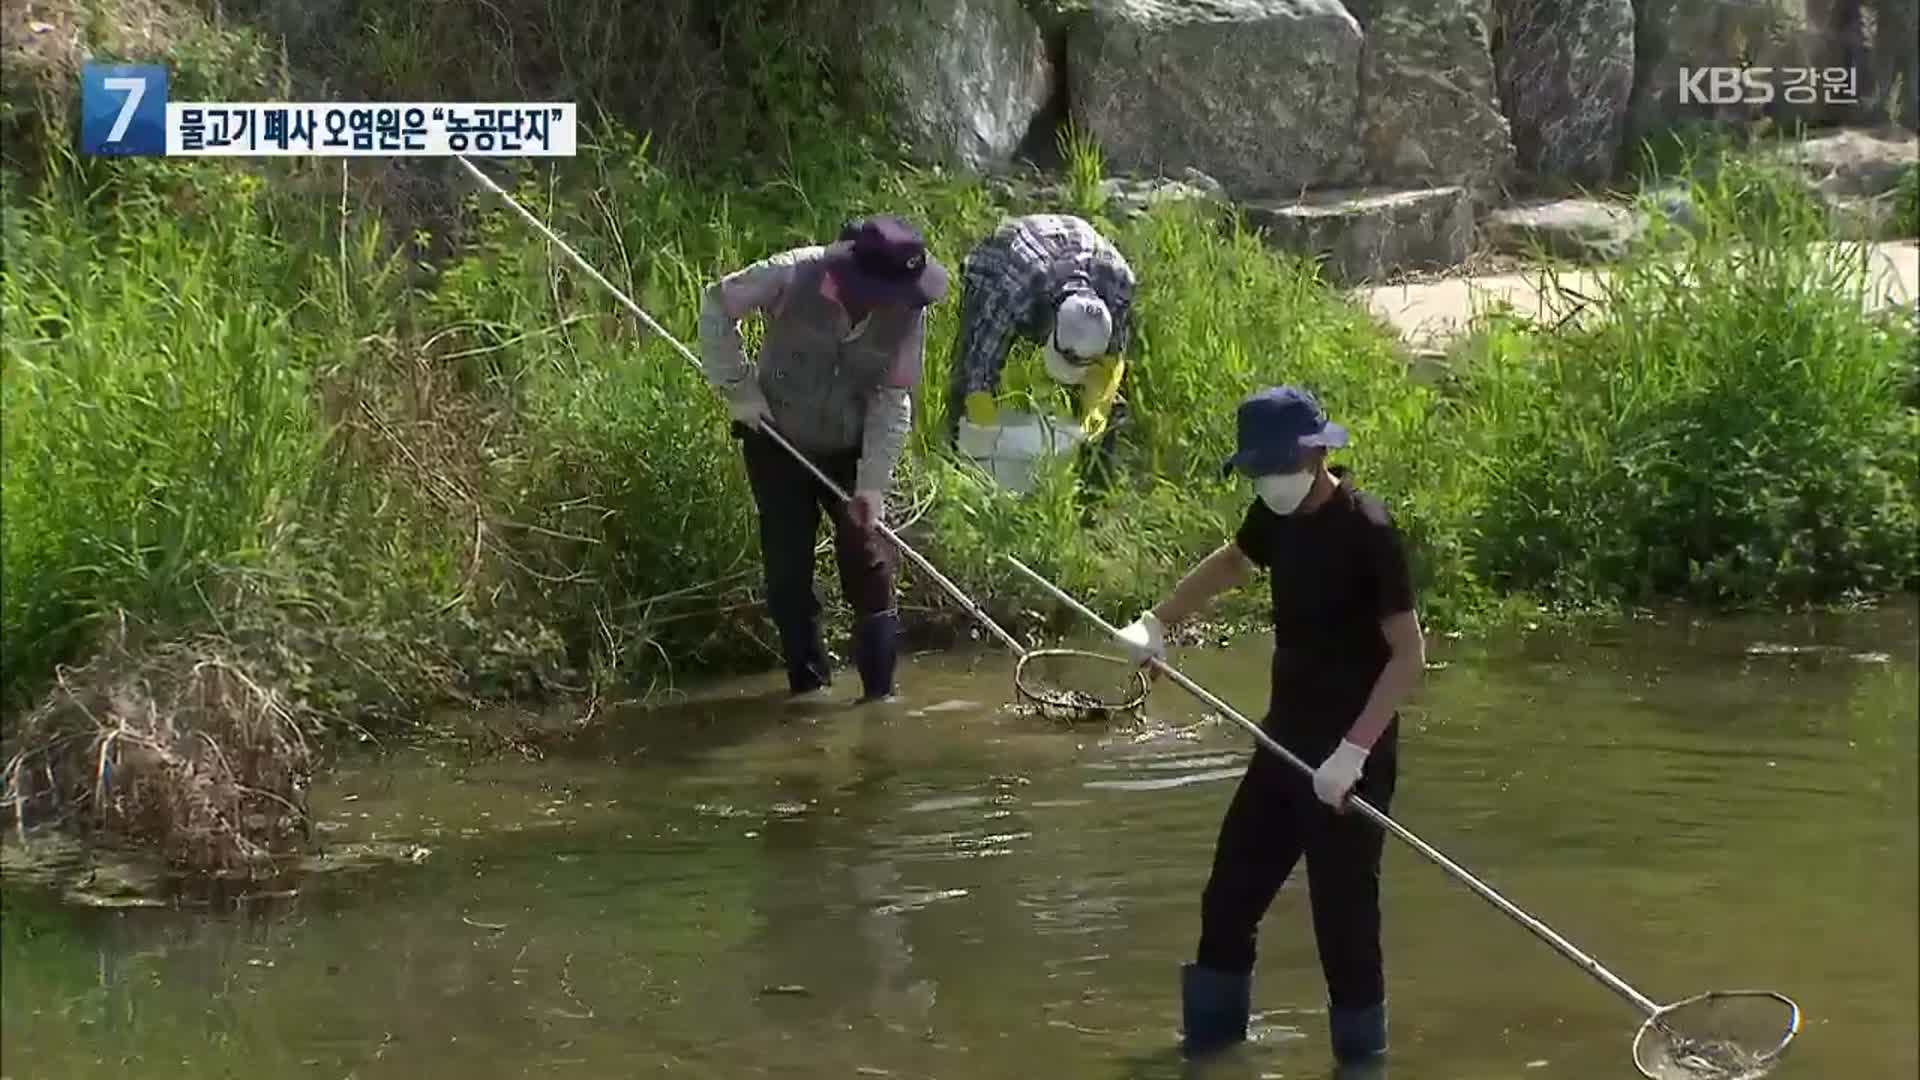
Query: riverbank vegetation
[{"left": 2, "top": 2, "right": 1915, "bottom": 869}]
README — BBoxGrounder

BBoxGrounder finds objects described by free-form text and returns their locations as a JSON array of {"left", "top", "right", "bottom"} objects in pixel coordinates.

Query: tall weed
[
  {"left": 1452, "top": 159, "right": 1919, "bottom": 606},
  {"left": 3, "top": 38, "right": 1913, "bottom": 727},
  {"left": 1, "top": 159, "right": 321, "bottom": 692}
]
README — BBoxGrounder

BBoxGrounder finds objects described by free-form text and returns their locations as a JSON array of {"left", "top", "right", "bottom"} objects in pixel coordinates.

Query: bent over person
[
  {"left": 945, "top": 213, "right": 1136, "bottom": 451},
  {"left": 1114, "top": 386, "right": 1426, "bottom": 1066},
  {"left": 697, "top": 215, "right": 948, "bottom": 704}
]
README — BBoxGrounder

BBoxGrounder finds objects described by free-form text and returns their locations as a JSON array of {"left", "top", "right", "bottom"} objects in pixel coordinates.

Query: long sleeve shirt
[
  {"left": 697, "top": 245, "right": 923, "bottom": 494},
  {"left": 950, "top": 214, "right": 1137, "bottom": 401}
]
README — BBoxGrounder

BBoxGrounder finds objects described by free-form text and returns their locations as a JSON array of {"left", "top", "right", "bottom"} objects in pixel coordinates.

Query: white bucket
[{"left": 956, "top": 411, "right": 1086, "bottom": 494}]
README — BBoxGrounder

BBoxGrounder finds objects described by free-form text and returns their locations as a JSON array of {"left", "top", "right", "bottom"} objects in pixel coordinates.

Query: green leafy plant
[{"left": 3, "top": 4, "right": 1913, "bottom": 741}]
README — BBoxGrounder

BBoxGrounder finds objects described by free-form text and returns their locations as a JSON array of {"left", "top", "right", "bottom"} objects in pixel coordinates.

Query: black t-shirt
[{"left": 1232, "top": 473, "right": 1416, "bottom": 755}]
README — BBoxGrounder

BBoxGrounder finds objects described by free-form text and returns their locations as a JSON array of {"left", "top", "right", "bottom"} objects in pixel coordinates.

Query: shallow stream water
[{"left": 3, "top": 606, "right": 1914, "bottom": 1079}]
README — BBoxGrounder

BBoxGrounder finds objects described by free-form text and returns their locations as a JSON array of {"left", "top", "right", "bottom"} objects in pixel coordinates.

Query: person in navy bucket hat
[
  {"left": 1220, "top": 385, "right": 1350, "bottom": 479},
  {"left": 1114, "top": 384, "right": 1427, "bottom": 1067}
]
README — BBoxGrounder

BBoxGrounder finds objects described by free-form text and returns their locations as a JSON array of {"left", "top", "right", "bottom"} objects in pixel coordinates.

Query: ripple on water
[
  {"left": 903, "top": 794, "right": 992, "bottom": 814},
  {"left": 1083, "top": 767, "right": 1244, "bottom": 793},
  {"left": 883, "top": 827, "right": 1034, "bottom": 863},
  {"left": 3, "top": 612, "right": 1909, "bottom": 1080},
  {"left": 1081, "top": 749, "right": 1246, "bottom": 792},
  {"left": 1084, "top": 751, "right": 1243, "bottom": 773}
]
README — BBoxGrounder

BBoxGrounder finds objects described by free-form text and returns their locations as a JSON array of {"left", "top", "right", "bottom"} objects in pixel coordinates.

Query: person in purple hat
[
  {"left": 697, "top": 215, "right": 949, "bottom": 704},
  {"left": 1113, "top": 385, "right": 1427, "bottom": 1066}
]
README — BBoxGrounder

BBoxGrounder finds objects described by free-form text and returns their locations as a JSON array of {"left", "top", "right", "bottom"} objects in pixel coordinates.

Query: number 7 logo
[
  {"left": 81, "top": 63, "right": 168, "bottom": 156},
  {"left": 103, "top": 76, "right": 147, "bottom": 142}
]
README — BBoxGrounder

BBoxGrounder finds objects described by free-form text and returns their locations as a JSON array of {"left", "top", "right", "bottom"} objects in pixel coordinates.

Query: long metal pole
[
  {"left": 452, "top": 156, "right": 1026, "bottom": 659},
  {"left": 1000, "top": 554, "right": 1665, "bottom": 1018}
]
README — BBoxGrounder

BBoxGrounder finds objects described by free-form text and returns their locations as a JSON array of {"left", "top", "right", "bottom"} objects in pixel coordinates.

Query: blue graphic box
[{"left": 81, "top": 63, "right": 168, "bottom": 156}]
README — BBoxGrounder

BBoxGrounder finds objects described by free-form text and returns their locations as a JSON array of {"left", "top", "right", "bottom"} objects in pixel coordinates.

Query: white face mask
[
  {"left": 1254, "top": 470, "right": 1315, "bottom": 515},
  {"left": 1044, "top": 340, "right": 1091, "bottom": 386}
]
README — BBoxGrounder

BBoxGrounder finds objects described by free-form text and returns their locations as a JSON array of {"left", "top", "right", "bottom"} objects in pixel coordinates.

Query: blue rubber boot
[
  {"left": 1329, "top": 1001, "right": 1387, "bottom": 1064},
  {"left": 1180, "top": 962, "right": 1251, "bottom": 1057},
  {"left": 852, "top": 610, "right": 900, "bottom": 703}
]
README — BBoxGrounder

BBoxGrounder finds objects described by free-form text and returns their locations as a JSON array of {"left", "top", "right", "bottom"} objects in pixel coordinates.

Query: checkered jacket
[{"left": 948, "top": 214, "right": 1136, "bottom": 401}]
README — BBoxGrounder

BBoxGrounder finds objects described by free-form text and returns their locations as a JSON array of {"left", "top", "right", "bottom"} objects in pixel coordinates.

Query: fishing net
[
  {"left": 1632, "top": 991, "right": 1801, "bottom": 1080},
  {"left": 1012, "top": 649, "right": 1150, "bottom": 721}
]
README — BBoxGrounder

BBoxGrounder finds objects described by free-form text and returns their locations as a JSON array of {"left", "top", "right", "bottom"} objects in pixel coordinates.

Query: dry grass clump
[{"left": 2, "top": 618, "right": 319, "bottom": 879}]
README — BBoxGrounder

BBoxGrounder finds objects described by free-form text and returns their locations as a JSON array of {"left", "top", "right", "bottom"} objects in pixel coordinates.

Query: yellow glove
[
  {"left": 1081, "top": 404, "right": 1109, "bottom": 442},
  {"left": 1078, "top": 357, "right": 1125, "bottom": 440},
  {"left": 964, "top": 390, "right": 999, "bottom": 427}
]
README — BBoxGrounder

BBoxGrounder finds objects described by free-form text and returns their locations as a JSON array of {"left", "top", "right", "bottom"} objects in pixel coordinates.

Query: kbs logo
[
  {"left": 1679, "top": 66, "right": 1860, "bottom": 106},
  {"left": 1679, "top": 67, "right": 1776, "bottom": 105}
]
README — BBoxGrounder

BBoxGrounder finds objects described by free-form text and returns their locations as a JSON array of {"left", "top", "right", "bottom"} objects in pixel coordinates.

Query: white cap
[{"left": 1053, "top": 293, "right": 1113, "bottom": 359}]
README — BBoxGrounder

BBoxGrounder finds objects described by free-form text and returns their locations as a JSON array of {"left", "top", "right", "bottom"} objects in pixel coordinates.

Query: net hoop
[
  {"left": 1632, "top": 990, "right": 1801, "bottom": 1079},
  {"left": 1012, "top": 648, "right": 1151, "bottom": 720}
]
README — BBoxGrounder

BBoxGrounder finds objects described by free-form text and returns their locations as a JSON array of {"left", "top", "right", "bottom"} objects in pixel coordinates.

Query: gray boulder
[
  {"left": 1787, "top": 127, "right": 1920, "bottom": 239},
  {"left": 1776, "top": 127, "right": 1920, "bottom": 198},
  {"left": 1243, "top": 186, "right": 1475, "bottom": 283},
  {"left": 1026, "top": 167, "right": 1231, "bottom": 219},
  {"left": 1099, "top": 168, "right": 1232, "bottom": 219},
  {"left": 856, "top": 0, "right": 1053, "bottom": 171},
  {"left": 1868, "top": 0, "right": 1918, "bottom": 132},
  {"left": 1484, "top": 198, "right": 1644, "bottom": 261},
  {"left": 1355, "top": 0, "right": 1515, "bottom": 189},
  {"left": 1805, "top": 1, "right": 1920, "bottom": 131},
  {"left": 1068, "top": 0, "right": 1366, "bottom": 196},
  {"left": 1647, "top": 187, "right": 1706, "bottom": 235},
  {"left": 1493, "top": 0, "right": 1636, "bottom": 187},
  {"left": 1822, "top": 192, "right": 1911, "bottom": 240},
  {"left": 1629, "top": 0, "right": 1816, "bottom": 146}
]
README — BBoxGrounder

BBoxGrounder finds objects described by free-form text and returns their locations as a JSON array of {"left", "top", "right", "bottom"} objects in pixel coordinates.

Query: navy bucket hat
[
  {"left": 1220, "top": 385, "right": 1350, "bottom": 477},
  {"left": 824, "top": 215, "right": 949, "bottom": 308}
]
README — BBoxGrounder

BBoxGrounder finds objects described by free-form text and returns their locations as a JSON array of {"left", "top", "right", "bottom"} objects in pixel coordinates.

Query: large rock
[
  {"left": 1867, "top": 0, "right": 1919, "bottom": 132},
  {"left": 857, "top": 0, "right": 1054, "bottom": 171},
  {"left": 1776, "top": 127, "right": 1920, "bottom": 197},
  {"left": 1493, "top": 0, "right": 1636, "bottom": 187},
  {"left": 1099, "top": 168, "right": 1232, "bottom": 220},
  {"left": 1629, "top": 0, "right": 1816, "bottom": 146},
  {"left": 1068, "top": 0, "right": 1366, "bottom": 196},
  {"left": 1821, "top": 192, "right": 1911, "bottom": 240},
  {"left": 1243, "top": 186, "right": 1475, "bottom": 283},
  {"left": 1806, "top": 1, "right": 1920, "bottom": 131},
  {"left": 1355, "top": 0, "right": 1515, "bottom": 188},
  {"left": 1027, "top": 167, "right": 1232, "bottom": 220},
  {"left": 1484, "top": 198, "right": 1644, "bottom": 260},
  {"left": 1788, "top": 127, "right": 1920, "bottom": 239}
]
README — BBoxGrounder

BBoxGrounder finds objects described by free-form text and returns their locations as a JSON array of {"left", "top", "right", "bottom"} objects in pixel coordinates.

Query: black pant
[
  {"left": 738, "top": 426, "right": 896, "bottom": 692},
  {"left": 1194, "top": 720, "right": 1398, "bottom": 1010}
]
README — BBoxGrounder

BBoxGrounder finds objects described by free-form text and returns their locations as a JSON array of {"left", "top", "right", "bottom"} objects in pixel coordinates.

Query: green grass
[
  {"left": 1897, "top": 163, "right": 1920, "bottom": 239},
  {"left": 1444, "top": 157, "right": 1917, "bottom": 603},
  {"left": 2, "top": 10, "right": 1915, "bottom": 732}
]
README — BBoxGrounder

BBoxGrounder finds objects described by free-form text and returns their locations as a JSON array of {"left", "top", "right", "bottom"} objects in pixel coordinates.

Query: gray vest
[{"left": 756, "top": 261, "right": 920, "bottom": 454}]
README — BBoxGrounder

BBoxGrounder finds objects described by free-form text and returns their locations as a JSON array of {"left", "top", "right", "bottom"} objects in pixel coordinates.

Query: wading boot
[
  {"left": 774, "top": 613, "right": 832, "bottom": 698},
  {"left": 852, "top": 610, "right": 900, "bottom": 703},
  {"left": 1329, "top": 1001, "right": 1387, "bottom": 1065},
  {"left": 1180, "top": 962, "right": 1250, "bottom": 1058}
]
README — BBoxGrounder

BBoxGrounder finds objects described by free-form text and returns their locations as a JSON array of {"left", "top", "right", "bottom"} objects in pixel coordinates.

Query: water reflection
[
  {"left": 748, "top": 712, "right": 944, "bottom": 1037},
  {"left": 1, "top": 605, "right": 1914, "bottom": 1078}
]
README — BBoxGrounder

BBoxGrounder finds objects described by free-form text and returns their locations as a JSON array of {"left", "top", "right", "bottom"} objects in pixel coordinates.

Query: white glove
[
  {"left": 1115, "top": 611, "right": 1166, "bottom": 666},
  {"left": 1312, "top": 739, "right": 1370, "bottom": 810},
  {"left": 725, "top": 382, "right": 772, "bottom": 429}
]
